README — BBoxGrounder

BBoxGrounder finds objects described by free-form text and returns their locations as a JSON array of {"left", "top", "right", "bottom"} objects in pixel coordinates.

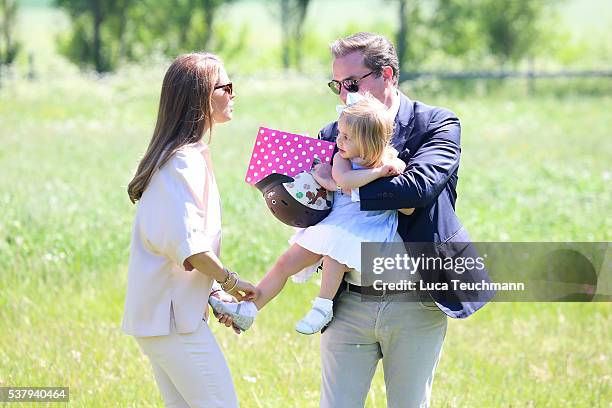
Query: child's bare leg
[
  {"left": 254, "top": 244, "right": 321, "bottom": 310},
  {"left": 318, "top": 256, "right": 351, "bottom": 300}
]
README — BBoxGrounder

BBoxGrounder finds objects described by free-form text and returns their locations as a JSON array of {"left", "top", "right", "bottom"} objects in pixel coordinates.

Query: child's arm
[
  {"left": 383, "top": 150, "right": 414, "bottom": 215},
  {"left": 332, "top": 153, "right": 398, "bottom": 190}
]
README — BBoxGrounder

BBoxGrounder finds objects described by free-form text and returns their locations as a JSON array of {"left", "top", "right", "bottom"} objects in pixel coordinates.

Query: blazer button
[
  {"left": 383, "top": 192, "right": 388, "bottom": 198},
  {"left": 389, "top": 193, "right": 394, "bottom": 198}
]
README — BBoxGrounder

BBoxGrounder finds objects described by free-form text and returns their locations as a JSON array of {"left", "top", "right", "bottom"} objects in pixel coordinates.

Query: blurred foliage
[
  {"left": 0, "top": 0, "right": 20, "bottom": 65},
  {"left": 56, "top": 0, "right": 245, "bottom": 72},
  {"left": 383, "top": 0, "right": 430, "bottom": 71},
  {"left": 426, "top": 0, "right": 558, "bottom": 70},
  {"left": 55, "top": 0, "right": 130, "bottom": 72},
  {"left": 478, "top": 0, "right": 549, "bottom": 67},
  {"left": 18, "top": 0, "right": 610, "bottom": 75},
  {"left": 266, "top": 0, "right": 311, "bottom": 71}
]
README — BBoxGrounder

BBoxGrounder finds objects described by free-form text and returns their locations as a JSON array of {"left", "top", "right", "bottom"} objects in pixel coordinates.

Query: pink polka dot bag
[{"left": 244, "top": 127, "right": 336, "bottom": 185}]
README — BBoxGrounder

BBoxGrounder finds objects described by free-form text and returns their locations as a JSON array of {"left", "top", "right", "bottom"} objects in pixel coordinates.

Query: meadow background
[{"left": 1, "top": 0, "right": 611, "bottom": 407}]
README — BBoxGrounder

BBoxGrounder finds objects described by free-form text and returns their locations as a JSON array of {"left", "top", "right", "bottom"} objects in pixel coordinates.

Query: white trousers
[{"left": 135, "top": 312, "right": 239, "bottom": 408}]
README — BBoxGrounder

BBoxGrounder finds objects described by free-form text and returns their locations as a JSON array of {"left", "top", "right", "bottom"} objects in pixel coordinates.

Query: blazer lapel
[{"left": 391, "top": 92, "right": 415, "bottom": 153}]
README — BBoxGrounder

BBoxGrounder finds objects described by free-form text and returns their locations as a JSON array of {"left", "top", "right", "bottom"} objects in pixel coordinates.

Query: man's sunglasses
[
  {"left": 214, "top": 82, "right": 233, "bottom": 96},
  {"left": 327, "top": 71, "right": 375, "bottom": 95}
]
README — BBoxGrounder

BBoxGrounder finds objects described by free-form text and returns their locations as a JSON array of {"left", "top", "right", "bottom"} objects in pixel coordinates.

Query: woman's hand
[
  {"left": 227, "top": 279, "right": 259, "bottom": 302},
  {"left": 210, "top": 290, "right": 242, "bottom": 335},
  {"left": 211, "top": 289, "right": 237, "bottom": 303}
]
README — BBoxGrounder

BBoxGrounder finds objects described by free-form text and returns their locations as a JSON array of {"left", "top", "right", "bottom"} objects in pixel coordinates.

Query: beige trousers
[
  {"left": 135, "top": 312, "right": 239, "bottom": 408},
  {"left": 320, "top": 289, "right": 447, "bottom": 408}
]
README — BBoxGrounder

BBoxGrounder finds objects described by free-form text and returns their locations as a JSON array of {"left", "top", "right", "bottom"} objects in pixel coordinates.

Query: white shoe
[
  {"left": 208, "top": 297, "right": 256, "bottom": 331},
  {"left": 295, "top": 304, "right": 333, "bottom": 335}
]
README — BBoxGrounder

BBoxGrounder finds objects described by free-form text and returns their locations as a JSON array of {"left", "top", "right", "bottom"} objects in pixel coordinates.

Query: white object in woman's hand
[
  {"left": 210, "top": 291, "right": 242, "bottom": 335},
  {"left": 211, "top": 289, "right": 237, "bottom": 303}
]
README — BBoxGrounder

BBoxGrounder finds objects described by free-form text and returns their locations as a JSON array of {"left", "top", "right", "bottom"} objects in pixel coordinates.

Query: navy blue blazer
[{"left": 319, "top": 92, "right": 494, "bottom": 318}]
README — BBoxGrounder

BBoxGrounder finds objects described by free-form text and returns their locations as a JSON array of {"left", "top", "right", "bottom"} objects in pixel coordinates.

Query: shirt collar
[
  {"left": 387, "top": 88, "right": 401, "bottom": 120},
  {"left": 394, "top": 90, "right": 414, "bottom": 127}
]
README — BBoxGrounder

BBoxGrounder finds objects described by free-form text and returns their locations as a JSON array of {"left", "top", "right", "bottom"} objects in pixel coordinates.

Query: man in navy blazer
[{"left": 315, "top": 32, "right": 493, "bottom": 408}]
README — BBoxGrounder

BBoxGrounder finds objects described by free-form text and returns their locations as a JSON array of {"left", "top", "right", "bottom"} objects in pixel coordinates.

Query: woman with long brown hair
[{"left": 122, "top": 52, "right": 257, "bottom": 407}]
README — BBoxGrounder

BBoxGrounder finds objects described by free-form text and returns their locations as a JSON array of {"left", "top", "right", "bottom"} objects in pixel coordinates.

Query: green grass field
[
  {"left": 1, "top": 2, "right": 611, "bottom": 407},
  {"left": 1, "top": 66, "right": 610, "bottom": 407}
]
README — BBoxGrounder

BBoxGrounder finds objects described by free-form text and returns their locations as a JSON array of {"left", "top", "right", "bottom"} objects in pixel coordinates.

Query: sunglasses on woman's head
[
  {"left": 327, "top": 71, "right": 375, "bottom": 95},
  {"left": 214, "top": 82, "right": 233, "bottom": 96}
]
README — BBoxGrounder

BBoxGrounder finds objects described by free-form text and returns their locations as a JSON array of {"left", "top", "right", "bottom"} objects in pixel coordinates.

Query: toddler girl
[{"left": 210, "top": 94, "right": 413, "bottom": 334}]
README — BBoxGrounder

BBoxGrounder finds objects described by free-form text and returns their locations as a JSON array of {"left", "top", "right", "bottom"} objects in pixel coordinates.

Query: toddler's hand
[
  {"left": 312, "top": 163, "right": 336, "bottom": 191},
  {"left": 313, "top": 162, "right": 332, "bottom": 179},
  {"left": 380, "top": 164, "right": 401, "bottom": 176},
  {"left": 383, "top": 157, "right": 406, "bottom": 174}
]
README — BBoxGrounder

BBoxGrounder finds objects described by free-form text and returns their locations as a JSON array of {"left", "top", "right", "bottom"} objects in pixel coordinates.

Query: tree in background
[
  {"left": 56, "top": 0, "right": 121, "bottom": 72},
  {"left": 387, "top": 0, "right": 430, "bottom": 72},
  {"left": 434, "top": 0, "right": 485, "bottom": 63},
  {"left": 433, "top": 0, "right": 551, "bottom": 70},
  {"left": 393, "top": 0, "right": 420, "bottom": 70},
  {"left": 114, "top": 0, "right": 133, "bottom": 63},
  {"left": 479, "top": 0, "right": 548, "bottom": 69},
  {"left": 200, "top": 0, "right": 225, "bottom": 50},
  {"left": 0, "top": 0, "right": 20, "bottom": 66},
  {"left": 272, "top": 0, "right": 310, "bottom": 71},
  {"left": 57, "top": 0, "right": 240, "bottom": 72},
  {"left": 117, "top": 0, "right": 243, "bottom": 66}
]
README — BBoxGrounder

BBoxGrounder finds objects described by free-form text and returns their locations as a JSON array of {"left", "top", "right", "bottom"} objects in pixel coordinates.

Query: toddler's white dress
[{"left": 289, "top": 161, "right": 398, "bottom": 282}]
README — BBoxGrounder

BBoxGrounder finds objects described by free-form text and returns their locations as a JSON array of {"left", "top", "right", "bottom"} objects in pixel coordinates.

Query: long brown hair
[{"left": 127, "top": 52, "right": 223, "bottom": 203}]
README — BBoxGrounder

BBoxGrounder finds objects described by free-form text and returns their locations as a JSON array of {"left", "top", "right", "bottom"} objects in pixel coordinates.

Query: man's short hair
[{"left": 330, "top": 32, "right": 400, "bottom": 84}]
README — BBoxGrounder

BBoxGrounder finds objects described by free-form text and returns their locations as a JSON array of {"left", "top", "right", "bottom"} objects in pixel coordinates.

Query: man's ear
[{"left": 381, "top": 66, "right": 394, "bottom": 81}]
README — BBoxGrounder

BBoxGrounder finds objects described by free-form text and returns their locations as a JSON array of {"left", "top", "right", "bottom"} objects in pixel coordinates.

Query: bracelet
[
  {"left": 218, "top": 267, "right": 232, "bottom": 286},
  {"left": 225, "top": 277, "right": 239, "bottom": 293},
  {"left": 221, "top": 271, "right": 239, "bottom": 291}
]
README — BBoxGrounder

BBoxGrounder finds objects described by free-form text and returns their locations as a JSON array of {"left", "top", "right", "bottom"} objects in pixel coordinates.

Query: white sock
[{"left": 313, "top": 297, "right": 333, "bottom": 312}]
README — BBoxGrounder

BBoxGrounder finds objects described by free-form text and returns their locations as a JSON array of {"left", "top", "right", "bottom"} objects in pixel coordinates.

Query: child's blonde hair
[{"left": 340, "top": 94, "right": 396, "bottom": 168}]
